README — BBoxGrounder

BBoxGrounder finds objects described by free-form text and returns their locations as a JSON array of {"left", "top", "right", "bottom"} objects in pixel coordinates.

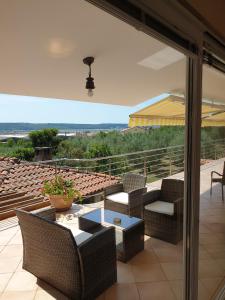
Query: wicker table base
[{"left": 79, "top": 208, "right": 144, "bottom": 262}]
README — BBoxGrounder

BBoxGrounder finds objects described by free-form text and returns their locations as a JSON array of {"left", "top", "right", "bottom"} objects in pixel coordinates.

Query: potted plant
[{"left": 43, "top": 175, "right": 81, "bottom": 211}]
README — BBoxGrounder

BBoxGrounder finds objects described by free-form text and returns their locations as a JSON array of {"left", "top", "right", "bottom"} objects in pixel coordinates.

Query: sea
[{"left": 0, "top": 128, "right": 124, "bottom": 140}]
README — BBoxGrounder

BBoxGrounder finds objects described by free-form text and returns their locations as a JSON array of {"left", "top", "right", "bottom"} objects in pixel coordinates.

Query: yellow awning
[{"left": 129, "top": 95, "right": 225, "bottom": 127}]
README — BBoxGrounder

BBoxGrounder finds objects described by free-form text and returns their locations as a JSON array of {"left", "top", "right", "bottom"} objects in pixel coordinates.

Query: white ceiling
[{"left": 0, "top": 0, "right": 224, "bottom": 106}]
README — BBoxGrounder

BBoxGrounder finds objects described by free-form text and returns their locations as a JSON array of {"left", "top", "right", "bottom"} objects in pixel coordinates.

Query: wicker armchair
[
  {"left": 16, "top": 208, "right": 117, "bottom": 300},
  {"left": 104, "top": 173, "right": 147, "bottom": 218},
  {"left": 143, "top": 179, "right": 184, "bottom": 244},
  {"left": 210, "top": 161, "right": 225, "bottom": 201}
]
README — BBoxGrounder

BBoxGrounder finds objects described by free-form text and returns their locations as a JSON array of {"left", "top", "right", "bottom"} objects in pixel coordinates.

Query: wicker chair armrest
[
  {"left": 32, "top": 207, "right": 56, "bottom": 221},
  {"left": 143, "top": 189, "right": 161, "bottom": 206},
  {"left": 211, "top": 171, "right": 222, "bottom": 177},
  {"left": 128, "top": 187, "right": 147, "bottom": 207},
  {"left": 78, "top": 226, "right": 116, "bottom": 294},
  {"left": 174, "top": 197, "right": 184, "bottom": 216},
  {"left": 104, "top": 183, "right": 123, "bottom": 196}
]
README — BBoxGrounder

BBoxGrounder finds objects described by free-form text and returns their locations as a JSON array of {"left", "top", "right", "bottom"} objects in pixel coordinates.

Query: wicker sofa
[
  {"left": 104, "top": 173, "right": 147, "bottom": 218},
  {"left": 16, "top": 208, "right": 117, "bottom": 300},
  {"left": 143, "top": 179, "right": 184, "bottom": 244}
]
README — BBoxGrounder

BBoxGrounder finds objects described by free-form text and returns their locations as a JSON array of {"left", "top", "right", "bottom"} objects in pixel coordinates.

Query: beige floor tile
[
  {"left": 199, "top": 233, "right": 225, "bottom": 245},
  {"left": 4, "top": 271, "right": 37, "bottom": 292},
  {"left": 198, "top": 247, "right": 212, "bottom": 260},
  {"left": 7, "top": 231, "right": 22, "bottom": 245},
  {"left": 34, "top": 289, "right": 56, "bottom": 300},
  {"left": 34, "top": 287, "right": 69, "bottom": 300},
  {"left": 117, "top": 262, "right": 135, "bottom": 283},
  {"left": 214, "top": 259, "right": 225, "bottom": 271},
  {"left": 0, "top": 257, "right": 21, "bottom": 274},
  {"left": 0, "top": 290, "right": 37, "bottom": 300},
  {"left": 198, "top": 259, "right": 225, "bottom": 278},
  {"left": 104, "top": 283, "right": 139, "bottom": 300},
  {"left": 169, "top": 280, "right": 183, "bottom": 300},
  {"left": 203, "top": 243, "right": 225, "bottom": 259},
  {"left": 200, "top": 208, "right": 225, "bottom": 217},
  {"left": 129, "top": 249, "right": 158, "bottom": 265},
  {"left": 154, "top": 247, "right": 183, "bottom": 263},
  {"left": 203, "top": 243, "right": 225, "bottom": 254},
  {"left": 0, "top": 227, "right": 18, "bottom": 237},
  {"left": 131, "top": 263, "right": 166, "bottom": 283},
  {"left": 160, "top": 263, "right": 183, "bottom": 280},
  {"left": 0, "top": 235, "right": 13, "bottom": 246},
  {"left": 0, "top": 273, "right": 13, "bottom": 293},
  {"left": 200, "top": 277, "right": 224, "bottom": 297},
  {"left": 199, "top": 223, "right": 212, "bottom": 233},
  {"left": 169, "top": 280, "right": 211, "bottom": 300},
  {"left": 137, "top": 281, "right": 176, "bottom": 300},
  {"left": 0, "top": 228, "right": 18, "bottom": 246},
  {"left": 205, "top": 223, "right": 225, "bottom": 233},
  {"left": 15, "top": 260, "right": 24, "bottom": 272},
  {"left": 145, "top": 237, "right": 181, "bottom": 250},
  {"left": 204, "top": 215, "right": 225, "bottom": 224},
  {"left": 198, "top": 281, "right": 212, "bottom": 300},
  {"left": 0, "top": 244, "right": 23, "bottom": 258}
]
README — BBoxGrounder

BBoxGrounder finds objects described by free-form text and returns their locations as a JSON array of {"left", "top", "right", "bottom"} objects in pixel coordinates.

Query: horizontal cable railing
[{"left": 38, "top": 139, "right": 225, "bottom": 183}]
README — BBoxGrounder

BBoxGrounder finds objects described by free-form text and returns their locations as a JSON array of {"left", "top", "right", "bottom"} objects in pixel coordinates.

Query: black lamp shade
[{"left": 86, "top": 76, "right": 95, "bottom": 90}]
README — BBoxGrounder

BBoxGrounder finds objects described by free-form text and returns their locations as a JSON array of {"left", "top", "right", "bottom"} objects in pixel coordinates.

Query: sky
[{"left": 0, "top": 93, "right": 168, "bottom": 124}]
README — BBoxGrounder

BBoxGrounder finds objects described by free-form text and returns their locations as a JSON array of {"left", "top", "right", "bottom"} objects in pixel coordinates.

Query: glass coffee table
[{"left": 78, "top": 208, "right": 144, "bottom": 262}]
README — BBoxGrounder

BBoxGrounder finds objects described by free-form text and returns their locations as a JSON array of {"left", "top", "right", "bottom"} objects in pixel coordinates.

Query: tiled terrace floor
[{"left": 0, "top": 159, "right": 225, "bottom": 299}]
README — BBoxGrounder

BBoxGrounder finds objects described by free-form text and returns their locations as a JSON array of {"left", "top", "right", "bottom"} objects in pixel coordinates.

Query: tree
[
  {"left": 29, "top": 128, "right": 59, "bottom": 149},
  {"left": 85, "top": 143, "right": 112, "bottom": 173},
  {"left": 85, "top": 143, "right": 112, "bottom": 158}
]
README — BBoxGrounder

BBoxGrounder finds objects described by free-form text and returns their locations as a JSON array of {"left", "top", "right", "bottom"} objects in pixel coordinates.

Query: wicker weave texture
[
  {"left": 104, "top": 173, "right": 147, "bottom": 218},
  {"left": 144, "top": 179, "right": 184, "bottom": 244},
  {"left": 79, "top": 210, "right": 144, "bottom": 263},
  {"left": 122, "top": 173, "right": 146, "bottom": 193},
  {"left": 16, "top": 208, "right": 117, "bottom": 300}
]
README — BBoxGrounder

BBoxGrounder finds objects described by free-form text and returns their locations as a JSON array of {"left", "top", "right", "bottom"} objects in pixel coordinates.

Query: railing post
[
  {"left": 203, "top": 145, "right": 206, "bottom": 159},
  {"left": 144, "top": 156, "right": 147, "bottom": 177},
  {"left": 169, "top": 152, "right": 172, "bottom": 176},
  {"left": 109, "top": 158, "right": 112, "bottom": 179}
]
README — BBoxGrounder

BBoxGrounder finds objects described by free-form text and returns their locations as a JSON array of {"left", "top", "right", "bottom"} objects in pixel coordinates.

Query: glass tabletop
[{"left": 81, "top": 208, "right": 142, "bottom": 230}]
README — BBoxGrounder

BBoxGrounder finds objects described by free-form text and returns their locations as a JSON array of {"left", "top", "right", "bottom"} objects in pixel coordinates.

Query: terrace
[{"left": 0, "top": 158, "right": 225, "bottom": 300}]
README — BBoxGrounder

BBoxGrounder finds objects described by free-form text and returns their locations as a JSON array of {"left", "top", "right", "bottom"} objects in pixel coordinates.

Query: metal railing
[{"left": 38, "top": 138, "right": 225, "bottom": 183}]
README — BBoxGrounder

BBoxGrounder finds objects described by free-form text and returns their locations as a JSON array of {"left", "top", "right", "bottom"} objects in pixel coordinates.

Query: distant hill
[{"left": 0, "top": 123, "right": 127, "bottom": 132}]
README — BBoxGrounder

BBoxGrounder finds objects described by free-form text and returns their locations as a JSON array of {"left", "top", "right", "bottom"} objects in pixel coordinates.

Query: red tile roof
[{"left": 0, "top": 157, "right": 118, "bottom": 198}]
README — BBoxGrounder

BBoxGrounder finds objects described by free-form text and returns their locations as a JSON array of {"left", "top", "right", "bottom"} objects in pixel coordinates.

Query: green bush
[
  {"left": 7, "top": 138, "right": 15, "bottom": 147},
  {"left": 13, "top": 148, "right": 35, "bottom": 161}
]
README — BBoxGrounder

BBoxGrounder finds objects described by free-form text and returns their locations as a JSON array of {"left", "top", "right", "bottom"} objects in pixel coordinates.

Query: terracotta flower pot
[{"left": 48, "top": 195, "right": 74, "bottom": 212}]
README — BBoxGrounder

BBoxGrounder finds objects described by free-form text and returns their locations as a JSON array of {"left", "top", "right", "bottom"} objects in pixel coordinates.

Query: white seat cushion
[
  {"left": 106, "top": 192, "right": 129, "bottom": 205},
  {"left": 57, "top": 222, "right": 92, "bottom": 245},
  {"left": 145, "top": 201, "right": 174, "bottom": 216}
]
